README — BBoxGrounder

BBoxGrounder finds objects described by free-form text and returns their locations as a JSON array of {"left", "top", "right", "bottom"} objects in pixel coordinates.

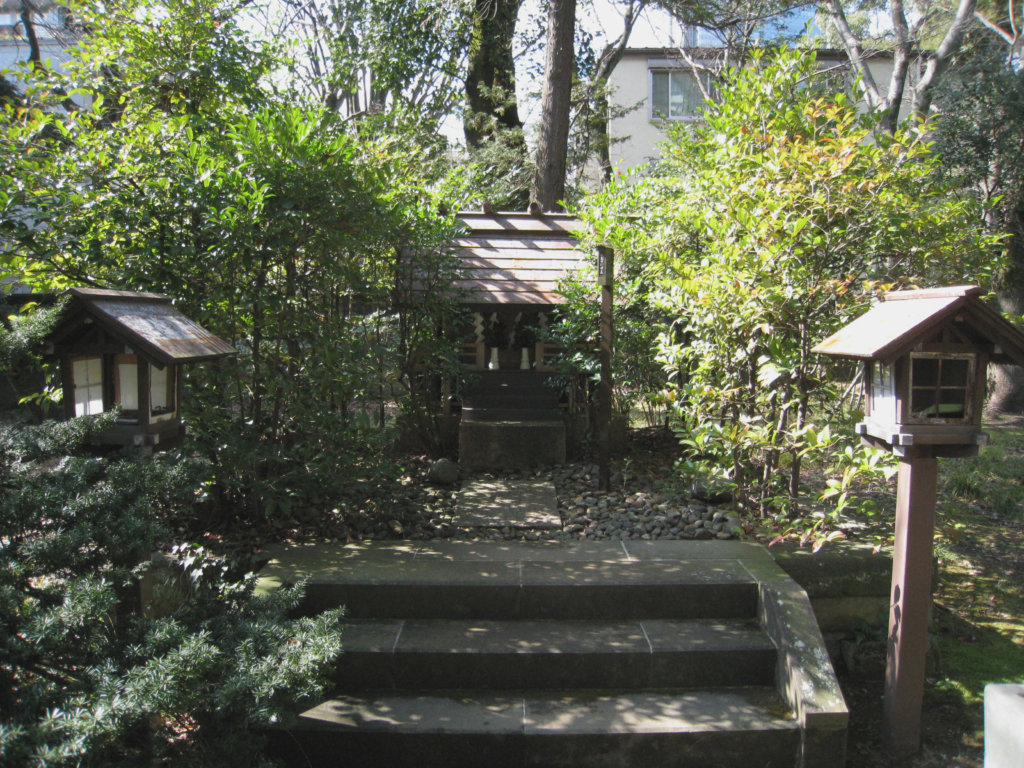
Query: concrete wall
[{"left": 607, "top": 53, "right": 675, "bottom": 175}]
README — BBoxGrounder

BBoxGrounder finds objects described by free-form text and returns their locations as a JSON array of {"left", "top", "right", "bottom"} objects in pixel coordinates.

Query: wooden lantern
[
  {"left": 814, "top": 285, "right": 1024, "bottom": 457},
  {"left": 814, "top": 284, "right": 1024, "bottom": 758},
  {"left": 47, "top": 288, "right": 235, "bottom": 450}
]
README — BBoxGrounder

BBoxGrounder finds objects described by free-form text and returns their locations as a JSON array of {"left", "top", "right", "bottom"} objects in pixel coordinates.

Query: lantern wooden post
[
  {"left": 811, "top": 285, "right": 1024, "bottom": 760},
  {"left": 884, "top": 449, "right": 938, "bottom": 757},
  {"left": 597, "top": 245, "right": 613, "bottom": 491}
]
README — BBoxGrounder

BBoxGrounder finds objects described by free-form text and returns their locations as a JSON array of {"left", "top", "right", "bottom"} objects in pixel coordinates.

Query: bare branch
[
  {"left": 974, "top": 4, "right": 1024, "bottom": 64},
  {"left": 913, "top": 0, "right": 977, "bottom": 119},
  {"left": 18, "top": 0, "right": 42, "bottom": 65},
  {"left": 674, "top": 46, "right": 721, "bottom": 101},
  {"left": 821, "top": 0, "right": 884, "bottom": 111}
]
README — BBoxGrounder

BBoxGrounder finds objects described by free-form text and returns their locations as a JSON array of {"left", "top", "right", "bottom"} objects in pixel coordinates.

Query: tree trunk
[
  {"left": 823, "top": 0, "right": 975, "bottom": 131},
  {"left": 530, "top": 0, "right": 576, "bottom": 212},
  {"left": 19, "top": 0, "right": 42, "bottom": 66},
  {"left": 464, "top": 0, "right": 525, "bottom": 147},
  {"left": 464, "top": 0, "right": 529, "bottom": 207},
  {"left": 988, "top": 197, "right": 1024, "bottom": 413},
  {"left": 591, "top": 0, "right": 644, "bottom": 183}
]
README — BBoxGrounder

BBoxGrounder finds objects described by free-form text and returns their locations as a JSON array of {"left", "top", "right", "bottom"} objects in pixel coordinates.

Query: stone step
[
  {"left": 468, "top": 371, "right": 560, "bottom": 390},
  {"left": 259, "top": 541, "right": 849, "bottom": 768},
  {"left": 459, "top": 420, "right": 566, "bottom": 468},
  {"left": 268, "top": 688, "right": 799, "bottom": 768},
  {"left": 462, "top": 392, "right": 561, "bottom": 409},
  {"left": 272, "top": 554, "right": 760, "bottom": 621},
  {"left": 460, "top": 405, "right": 562, "bottom": 423},
  {"left": 334, "top": 617, "right": 777, "bottom": 690}
]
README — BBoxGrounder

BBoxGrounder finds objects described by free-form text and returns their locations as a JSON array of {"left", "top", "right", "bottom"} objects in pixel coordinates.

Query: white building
[
  {"left": 1, "top": 3, "right": 77, "bottom": 79},
  {"left": 605, "top": 47, "right": 909, "bottom": 175}
]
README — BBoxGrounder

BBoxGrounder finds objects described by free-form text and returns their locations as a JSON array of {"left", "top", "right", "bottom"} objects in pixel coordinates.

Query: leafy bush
[
  {"left": 580, "top": 48, "right": 994, "bottom": 520},
  {"left": 0, "top": 307, "right": 343, "bottom": 766},
  {"left": 1, "top": 0, "right": 466, "bottom": 519}
]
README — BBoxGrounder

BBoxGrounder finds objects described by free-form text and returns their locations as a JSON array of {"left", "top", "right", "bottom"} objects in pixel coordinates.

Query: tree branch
[
  {"left": 822, "top": 0, "right": 883, "bottom": 111},
  {"left": 913, "top": 0, "right": 977, "bottom": 119},
  {"left": 882, "top": 0, "right": 913, "bottom": 133},
  {"left": 18, "top": 0, "right": 42, "bottom": 66},
  {"left": 974, "top": 3, "right": 1024, "bottom": 63}
]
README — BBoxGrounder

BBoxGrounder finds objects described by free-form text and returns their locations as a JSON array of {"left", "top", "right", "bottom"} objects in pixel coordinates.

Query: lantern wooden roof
[
  {"left": 50, "top": 288, "right": 236, "bottom": 366},
  {"left": 452, "top": 212, "right": 588, "bottom": 306},
  {"left": 812, "top": 286, "right": 1024, "bottom": 366}
]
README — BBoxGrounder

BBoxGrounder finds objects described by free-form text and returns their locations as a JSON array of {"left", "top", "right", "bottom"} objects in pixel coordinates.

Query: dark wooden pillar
[
  {"left": 60, "top": 355, "right": 75, "bottom": 419},
  {"left": 597, "top": 245, "right": 613, "bottom": 491},
  {"left": 138, "top": 361, "right": 152, "bottom": 427},
  {"left": 883, "top": 449, "right": 938, "bottom": 758}
]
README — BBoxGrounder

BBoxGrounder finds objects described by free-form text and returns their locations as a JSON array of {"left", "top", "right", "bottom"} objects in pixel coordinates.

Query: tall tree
[
  {"left": 589, "top": 0, "right": 647, "bottom": 182},
  {"left": 464, "top": 0, "right": 525, "bottom": 145},
  {"left": 580, "top": 48, "right": 992, "bottom": 515},
  {"left": 531, "top": 0, "right": 577, "bottom": 210},
  {"left": 821, "top": 0, "right": 977, "bottom": 133},
  {"left": 462, "top": 0, "right": 531, "bottom": 208},
  {"left": 934, "top": 32, "right": 1024, "bottom": 411},
  {"left": 266, "top": 0, "right": 469, "bottom": 128}
]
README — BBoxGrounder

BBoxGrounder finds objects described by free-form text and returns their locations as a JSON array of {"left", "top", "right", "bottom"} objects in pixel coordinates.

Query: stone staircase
[
  {"left": 459, "top": 371, "right": 566, "bottom": 468},
  {"left": 260, "top": 540, "right": 848, "bottom": 768}
]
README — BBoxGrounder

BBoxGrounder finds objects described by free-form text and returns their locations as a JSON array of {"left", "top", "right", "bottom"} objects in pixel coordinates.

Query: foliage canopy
[{"left": 579, "top": 48, "right": 994, "bottom": 523}]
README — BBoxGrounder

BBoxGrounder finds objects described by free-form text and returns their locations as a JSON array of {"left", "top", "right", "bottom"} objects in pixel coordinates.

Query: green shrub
[
  {"left": 0, "top": 307, "right": 343, "bottom": 767},
  {"left": 579, "top": 48, "right": 994, "bottom": 521}
]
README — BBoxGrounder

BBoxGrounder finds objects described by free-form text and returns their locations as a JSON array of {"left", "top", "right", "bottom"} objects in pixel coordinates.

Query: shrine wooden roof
[
  {"left": 452, "top": 212, "right": 588, "bottom": 306},
  {"left": 812, "top": 286, "right": 1024, "bottom": 366},
  {"left": 51, "top": 288, "right": 236, "bottom": 366}
]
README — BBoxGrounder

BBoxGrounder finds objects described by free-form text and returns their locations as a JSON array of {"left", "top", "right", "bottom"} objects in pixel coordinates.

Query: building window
[
  {"left": 150, "top": 364, "right": 175, "bottom": 419},
  {"left": 114, "top": 354, "right": 139, "bottom": 419},
  {"left": 909, "top": 354, "right": 973, "bottom": 421},
  {"left": 72, "top": 356, "right": 104, "bottom": 416},
  {"left": 651, "top": 69, "right": 705, "bottom": 120}
]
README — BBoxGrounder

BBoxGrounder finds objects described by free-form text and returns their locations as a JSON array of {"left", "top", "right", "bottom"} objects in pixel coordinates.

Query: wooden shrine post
[
  {"left": 597, "top": 245, "right": 613, "bottom": 491},
  {"left": 884, "top": 449, "right": 938, "bottom": 757},
  {"left": 812, "top": 285, "right": 1024, "bottom": 759}
]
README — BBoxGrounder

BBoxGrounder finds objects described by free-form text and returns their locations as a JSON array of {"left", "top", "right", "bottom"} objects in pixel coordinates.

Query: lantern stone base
[{"left": 985, "top": 683, "right": 1024, "bottom": 768}]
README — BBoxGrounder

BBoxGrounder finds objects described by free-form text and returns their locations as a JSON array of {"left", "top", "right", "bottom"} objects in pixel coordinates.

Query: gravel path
[{"left": 261, "top": 431, "right": 746, "bottom": 546}]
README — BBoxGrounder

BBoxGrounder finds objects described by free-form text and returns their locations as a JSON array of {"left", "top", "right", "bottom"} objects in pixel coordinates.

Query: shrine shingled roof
[
  {"left": 53, "top": 288, "right": 236, "bottom": 366},
  {"left": 451, "top": 212, "right": 589, "bottom": 306},
  {"left": 812, "top": 286, "right": 1024, "bottom": 366}
]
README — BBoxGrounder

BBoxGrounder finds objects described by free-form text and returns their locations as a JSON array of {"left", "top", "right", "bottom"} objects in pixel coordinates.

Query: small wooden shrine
[
  {"left": 451, "top": 211, "right": 588, "bottom": 371},
  {"left": 814, "top": 284, "right": 1024, "bottom": 757},
  {"left": 47, "top": 288, "right": 235, "bottom": 449},
  {"left": 813, "top": 285, "right": 1024, "bottom": 456}
]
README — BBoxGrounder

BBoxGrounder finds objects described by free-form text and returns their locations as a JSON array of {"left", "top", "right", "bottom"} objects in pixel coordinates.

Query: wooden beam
[
  {"left": 598, "top": 246, "right": 613, "bottom": 491},
  {"left": 884, "top": 452, "right": 938, "bottom": 758}
]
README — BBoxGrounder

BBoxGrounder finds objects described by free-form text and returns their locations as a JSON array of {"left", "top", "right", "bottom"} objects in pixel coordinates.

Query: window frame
[
  {"left": 907, "top": 352, "right": 975, "bottom": 424},
  {"left": 149, "top": 363, "right": 177, "bottom": 421},
  {"left": 71, "top": 355, "right": 105, "bottom": 417},
  {"left": 113, "top": 354, "right": 140, "bottom": 422},
  {"left": 649, "top": 68, "right": 708, "bottom": 122}
]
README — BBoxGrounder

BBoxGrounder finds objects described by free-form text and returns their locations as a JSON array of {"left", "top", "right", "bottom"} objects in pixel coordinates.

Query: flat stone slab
[
  {"left": 456, "top": 478, "right": 561, "bottom": 530},
  {"left": 298, "top": 688, "right": 796, "bottom": 735},
  {"left": 301, "top": 693, "right": 525, "bottom": 734}
]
